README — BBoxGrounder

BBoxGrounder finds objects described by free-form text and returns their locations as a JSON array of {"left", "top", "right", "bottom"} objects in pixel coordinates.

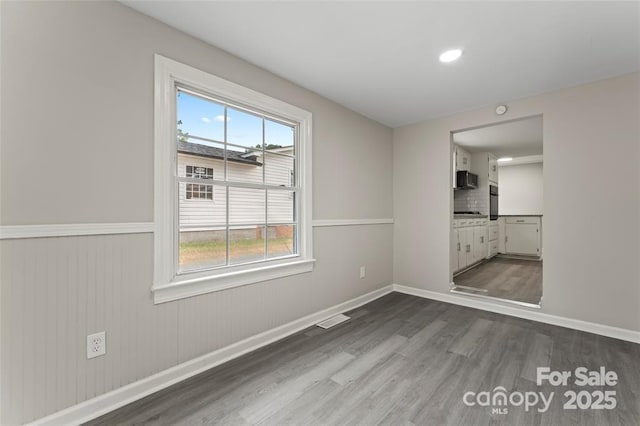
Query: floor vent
[{"left": 316, "top": 314, "right": 350, "bottom": 329}]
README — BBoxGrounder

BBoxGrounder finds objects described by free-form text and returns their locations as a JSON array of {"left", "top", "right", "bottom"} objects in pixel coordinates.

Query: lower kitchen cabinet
[
  {"left": 474, "top": 226, "right": 488, "bottom": 263},
  {"left": 504, "top": 216, "right": 541, "bottom": 256},
  {"left": 488, "top": 223, "right": 499, "bottom": 258},
  {"left": 452, "top": 218, "right": 488, "bottom": 273}
]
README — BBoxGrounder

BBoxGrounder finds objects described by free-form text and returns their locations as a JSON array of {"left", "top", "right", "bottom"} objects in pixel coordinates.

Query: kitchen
[{"left": 450, "top": 115, "right": 543, "bottom": 306}]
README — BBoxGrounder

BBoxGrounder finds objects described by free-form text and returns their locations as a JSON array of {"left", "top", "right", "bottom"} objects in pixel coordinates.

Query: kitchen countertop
[
  {"left": 498, "top": 214, "right": 543, "bottom": 217},
  {"left": 453, "top": 214, "right": 488, "bottom": 218}
]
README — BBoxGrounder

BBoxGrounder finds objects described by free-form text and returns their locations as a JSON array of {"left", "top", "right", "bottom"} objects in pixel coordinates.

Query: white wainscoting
[
  {"left": 27, "top": 285, "right": 394, "bottom": 425},
  {"left": 312, "top": 218, "right": 394, "bottom": 227},
  {"left": 0, "top": 223, "right": 155, "bottom": 239},
  {"left": 0, "top": 218, "right": 394, "bottom": 240},
  {"left": 2, "top": 223, "right": 394, "bottom": 424}
]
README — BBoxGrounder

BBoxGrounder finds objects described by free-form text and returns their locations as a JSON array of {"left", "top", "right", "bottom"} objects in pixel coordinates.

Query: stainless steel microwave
[{"left": 455, "top": 171, "right": 478, "bottom": 190}]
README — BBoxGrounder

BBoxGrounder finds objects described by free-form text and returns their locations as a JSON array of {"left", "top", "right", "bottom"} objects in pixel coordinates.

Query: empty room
[{"left": 1, "top": 1, "right": 639, "bottom": 425}]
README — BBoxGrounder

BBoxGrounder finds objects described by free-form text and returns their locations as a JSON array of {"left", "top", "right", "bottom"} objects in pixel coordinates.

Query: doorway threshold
[{"left": 450, "top": 285, "right": 542, "bottom": 309}]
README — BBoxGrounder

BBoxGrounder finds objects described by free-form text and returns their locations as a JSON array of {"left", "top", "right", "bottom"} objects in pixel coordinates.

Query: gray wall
[
  {"left": 0, "top": 2, "right": 393, "bottom": 424},
  {"left": 394, "top": 72, "right": 640, "bottom": 332}
]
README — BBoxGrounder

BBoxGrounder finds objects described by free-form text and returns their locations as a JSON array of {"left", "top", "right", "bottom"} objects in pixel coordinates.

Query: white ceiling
[
  {"left": 453, "top": 115, "right": 543, "bottom": 158},
  {"left": 122, "top": 1, "right": 640, "bottom": 128}
]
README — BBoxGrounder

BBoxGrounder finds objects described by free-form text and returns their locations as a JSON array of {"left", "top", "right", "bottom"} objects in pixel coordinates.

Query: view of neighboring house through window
[
  {"left": 185, "top": 165, "right": 214, "bottom": 200},
  {"left": 177, "top": 88, "right": 297, "bottom": 272}
]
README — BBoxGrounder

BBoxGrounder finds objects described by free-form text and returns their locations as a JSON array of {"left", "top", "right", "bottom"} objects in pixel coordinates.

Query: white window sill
[{"left": 152, "top": 258, "right": 316, "bottom": 304}]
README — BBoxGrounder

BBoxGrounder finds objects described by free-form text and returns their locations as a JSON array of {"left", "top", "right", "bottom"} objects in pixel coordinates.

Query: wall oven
[{"left": 490, "top": 185, "right": 499, "bottom": 220}]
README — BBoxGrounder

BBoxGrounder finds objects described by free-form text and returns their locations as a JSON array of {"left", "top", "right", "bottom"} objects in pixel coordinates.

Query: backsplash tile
[{"left": 454, "top": 188, "right": 488, "bottom": 213}]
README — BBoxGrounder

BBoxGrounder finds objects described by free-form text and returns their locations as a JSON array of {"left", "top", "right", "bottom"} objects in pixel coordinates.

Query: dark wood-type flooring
[
  {"left": 87, "top": 293, "right": 639, "bottom": 426},
  {"left": 454, "top": 257, "right": 543, "bottom": 305}
]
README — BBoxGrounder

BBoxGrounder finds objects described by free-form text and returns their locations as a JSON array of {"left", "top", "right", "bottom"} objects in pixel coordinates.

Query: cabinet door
[
  {"left": 464, "top": 228, "right": 474, "bottom": 267},
  {"left": 471, "top": 227, "right": 479, "bottom": 263},
  {"left": 481, "top": 226, "right": 488, "bottom": 260},
  {"left": 462, "top": 151, "right": 471, "bottom": 171},
  {"left": 451, "top": 228, "right": 459, "bottom": 272},
  {"left": 488, "top": 153, "right": 498, "bottom": 183},
  {"left": 456, "top": 227, "right": 468, "bottom": 269},
  {"left": 505, "top": 223, "right": 539, "bottom": 255},
  {"left": 474, "top": 226, "right": 488, "bottom": 262},
  {"left": 456, "top": 147, "right": 470, "bottom": 171}
]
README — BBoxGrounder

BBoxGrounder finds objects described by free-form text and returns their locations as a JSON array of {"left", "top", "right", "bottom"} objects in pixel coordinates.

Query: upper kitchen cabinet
[
  {"left": 455, "top": 145, "right": 471, "bottom": 171},
  {"left": 488, "top": 153, "right": 498, "bottom": 184}
]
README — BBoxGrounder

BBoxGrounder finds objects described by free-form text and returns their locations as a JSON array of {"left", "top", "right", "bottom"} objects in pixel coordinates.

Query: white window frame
[{"left": 153, "top": 55, "right": 314, "bottom": 304}]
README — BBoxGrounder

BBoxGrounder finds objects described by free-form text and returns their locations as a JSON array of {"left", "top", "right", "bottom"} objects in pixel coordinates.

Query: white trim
[
  {"left": 27, "top": 285, "right": 394, "bottom": 426},
  {"left": 153, "top": 259, "right": 316, "bottom": 304},
  {"left": 153, "top": 54, "right": 313, "bottom": 303},
  {"left": 0, "top": 218, "right": 396, "bottom": 239},
  {"left": 312, "top": 218, "right": 394, "bottom": 227},
  {"left": 393, "top": 284, "right": 640, "bottom": 344},
  {"left": 0, "top": 223, "right": 154, "bottom": 240}
]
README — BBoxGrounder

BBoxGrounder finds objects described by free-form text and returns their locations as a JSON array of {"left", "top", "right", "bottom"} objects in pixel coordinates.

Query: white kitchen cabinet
[
  {"left": 489, "top": 224, "right": 498, "bottom": 242},
  {"left": 488, "top": 153, "right": 499, "bottom": 184},
  {"left": 453, "top": 218, "right": 489, "bottom": 273},
  {"left": 504, "top": 216, "right": 541, "bottom": 256},
  {"left": 488, "top": 223, "right": 498, "bottom": 258},
  {"left": 489, "top": 241, "right": 499, "bottom": 257},
  {"left": 474, "top": 226, "right": 488, "bottom": 263},
  {"left": 455, "top": 145, "right": 471, "bottom": 172},
  {"left": 460, "top": 227, "right": 474, "bottom": 268}
]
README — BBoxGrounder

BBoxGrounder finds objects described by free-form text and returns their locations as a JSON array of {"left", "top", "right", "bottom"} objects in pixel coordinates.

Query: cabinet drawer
[
  {"left": 489, "top": 226, "right": 498, "bottom": 241},
  {"left": 479, "top": 218, "right": 488, "bottom": 226},
  {"left": 505, "top": 216, "right": 539, "bottom": 224},
  {"left": 454, "top": 219, "right": 468, "bottom": 228},
  {"left": 489, "top": 241, "right": 498, "bottom": 256}
]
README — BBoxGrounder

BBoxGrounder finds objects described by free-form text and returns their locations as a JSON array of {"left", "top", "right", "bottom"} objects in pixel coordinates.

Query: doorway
[{"left": 450, "top": 115, "right": 543, "bottom": 307}]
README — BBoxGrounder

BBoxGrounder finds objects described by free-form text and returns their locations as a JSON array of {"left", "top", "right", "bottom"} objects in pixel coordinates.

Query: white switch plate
[
  {"left": 87, "top": 331, "right": 106, "bottom": 359},
  {"left": 359, "top": 266, "right": 366, "bottom": 279}
]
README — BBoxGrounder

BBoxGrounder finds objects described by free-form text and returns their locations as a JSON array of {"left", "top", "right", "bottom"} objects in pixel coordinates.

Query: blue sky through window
[{"left": 177, "top": 90, "right": 295, "bottom": 153}]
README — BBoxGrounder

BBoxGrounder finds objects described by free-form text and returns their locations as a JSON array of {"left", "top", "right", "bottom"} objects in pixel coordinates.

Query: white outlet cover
[
  {"left": 87, "top": 331, "right": 106, "bottom": 359},
  {"left": 359, "top": 266, "right": 366, "bottom": 279}
]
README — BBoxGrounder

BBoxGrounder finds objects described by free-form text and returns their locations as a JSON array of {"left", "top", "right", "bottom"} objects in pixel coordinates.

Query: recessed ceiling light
[
  {"left": 439, "top": 49, "right": 462, "bottom": 63},
  {"left": 497, "top": 157, "right": 513, "bottom": 162}
]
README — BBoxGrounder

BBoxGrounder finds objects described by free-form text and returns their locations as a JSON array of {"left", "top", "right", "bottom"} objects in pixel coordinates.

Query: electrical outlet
[
  {"left": 87, "top": 331, "right": 106, "bottom": 359},
  {"left": 359, "top": 266, "right": 366, "bottom": 279}
]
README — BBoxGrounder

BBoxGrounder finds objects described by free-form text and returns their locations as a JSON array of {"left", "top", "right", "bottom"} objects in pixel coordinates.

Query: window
[
  {"left": 153, "top": 55, "right": 314, "bottom": 304},
  {"left": 185, "top": 166, "right": 213, "bottom": 200}
]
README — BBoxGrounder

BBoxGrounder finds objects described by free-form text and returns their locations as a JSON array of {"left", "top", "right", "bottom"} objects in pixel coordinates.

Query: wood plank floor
[
  {"left": 87, "top": 293, "right": 639, "bottom": 426},
  {"left": 454, "top": 257, "right": 543, "bottom": 304}
]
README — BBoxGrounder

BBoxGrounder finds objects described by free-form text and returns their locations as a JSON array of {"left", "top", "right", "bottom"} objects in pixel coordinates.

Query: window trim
[{"left": 153, "top": 54, "right": 314, "bottom": 304}]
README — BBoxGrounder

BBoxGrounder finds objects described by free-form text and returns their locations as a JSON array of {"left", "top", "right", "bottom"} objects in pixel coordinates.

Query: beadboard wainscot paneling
[
  {"left": 0, "top": 234, "right": 178, "bottom": 424},
  {"left": 0, "top": 223, "right": 393, "bottom": 424}
]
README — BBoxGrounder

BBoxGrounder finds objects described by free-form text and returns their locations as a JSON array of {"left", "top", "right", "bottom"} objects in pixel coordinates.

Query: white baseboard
[
  {"left": 28, "top": 285, "right": 394, "bottom": 426},
  {"left": 28, "top": 282, "right": 638, "bottom": 425},
  {"left": 393, "top": 284, "right": 640, "bottom": 344}
]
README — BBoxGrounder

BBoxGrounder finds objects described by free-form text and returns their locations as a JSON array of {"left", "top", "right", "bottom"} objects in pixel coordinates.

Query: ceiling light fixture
[
  {"left": 439, "top": 49, "right": 462, "bottom": 63},
  {"left": 497, "top": 157, "right": 513, "bottom": 162}
]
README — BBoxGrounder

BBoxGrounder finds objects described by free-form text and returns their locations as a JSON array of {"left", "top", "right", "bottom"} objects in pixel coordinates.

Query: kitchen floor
[{"left": 453, "top": 256, "right": 542, "bottom": 305}]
